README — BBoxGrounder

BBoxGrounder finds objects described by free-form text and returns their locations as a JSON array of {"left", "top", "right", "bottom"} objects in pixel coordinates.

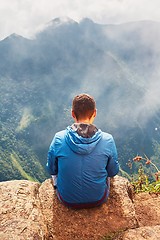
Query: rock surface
[
  {"left": 122, "top": 225, "right": 160, "bottom": 240},
  {"left": 120, "top": 192, "right": 160, "bottom": 240},
  {"left": 39, "top": 176, "right": 138, "bottom": 240},
  {"left": 0, "top": 180, "right": 48, "bottom": 240},
  {"left": 134, "top": 192, "right": 160, "bottom": 227},
  {"left": 0, "top": 176, "right": 160, "bottom": 240}
]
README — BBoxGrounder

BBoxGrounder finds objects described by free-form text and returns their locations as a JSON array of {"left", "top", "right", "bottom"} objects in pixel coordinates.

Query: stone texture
[
  {"left": 120, "top": 192, "right": 160, "bottom": 240},
  {"left": 134, "top": 192, "right": 160, "bottom": 227},
  {"left": 0, "top": 176, "right": 160, "bottom": 240},
  {"left": 122, "top": 225, "right": 160, "bottom": 240},
  {"left": 39, "top": 176, "right": 138, "bottom": 240},
  {"left": 0, "top": 180, "right": 48, "bottom": 240}
]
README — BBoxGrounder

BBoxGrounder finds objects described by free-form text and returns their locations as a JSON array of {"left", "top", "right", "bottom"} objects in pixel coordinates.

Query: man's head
[{"left": 72, "top": 93, "right": 96, "bottom": 123}]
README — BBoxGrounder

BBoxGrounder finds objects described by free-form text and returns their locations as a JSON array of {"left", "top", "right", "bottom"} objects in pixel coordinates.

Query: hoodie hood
[{"left": 65, "top": 123, "right": 102, "bottom": 154}]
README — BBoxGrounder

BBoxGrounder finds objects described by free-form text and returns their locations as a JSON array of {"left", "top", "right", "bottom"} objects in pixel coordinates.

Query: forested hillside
[{"left": 1, "top": 18, "right": 160, "bottom": 181}]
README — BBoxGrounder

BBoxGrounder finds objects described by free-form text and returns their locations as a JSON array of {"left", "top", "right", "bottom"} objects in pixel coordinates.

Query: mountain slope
[{"left": 0, "top": 18, "right": 160, "bottom": 181}]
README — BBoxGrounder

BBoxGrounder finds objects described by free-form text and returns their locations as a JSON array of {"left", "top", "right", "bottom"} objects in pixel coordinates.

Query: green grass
[{"left": 10, "top": 152, "right": 37, "bottom": 182}]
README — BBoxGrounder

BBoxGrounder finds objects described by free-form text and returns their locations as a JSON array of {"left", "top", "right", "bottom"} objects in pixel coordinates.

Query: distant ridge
[{"left": 0, "top": 18, "right": 160, "bottom": 181}]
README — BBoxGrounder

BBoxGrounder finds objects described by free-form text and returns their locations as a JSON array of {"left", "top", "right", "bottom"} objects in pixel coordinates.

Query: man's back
[
  {"left": 47, "top": 123, "right": 119, "bottom": 205},
  {"left": 47, "top": 93, "right": 119, "bottom": 208}
]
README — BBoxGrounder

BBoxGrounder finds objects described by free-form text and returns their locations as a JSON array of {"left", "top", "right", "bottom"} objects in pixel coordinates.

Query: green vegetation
[
  {"left": 127, "top": 153, "right": 160, "bottom": 193},
  {"left": 0, "top": 80, "right": 47, "bottom": 182},
  {"left": 1, "top": 20, "right": 160, "bottom": 182},
  {"left": 10, "top": 152, "right": 37, "bottom": 182}
]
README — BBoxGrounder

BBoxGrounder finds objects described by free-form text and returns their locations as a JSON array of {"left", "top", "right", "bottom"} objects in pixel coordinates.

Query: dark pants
[{"left": 56, "top": 177, "right": 110, "bottom": 209}]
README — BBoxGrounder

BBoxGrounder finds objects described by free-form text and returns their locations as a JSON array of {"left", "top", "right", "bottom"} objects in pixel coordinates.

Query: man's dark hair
[{"left": 72, "top": 94, "right": 96, "bottom": 120}]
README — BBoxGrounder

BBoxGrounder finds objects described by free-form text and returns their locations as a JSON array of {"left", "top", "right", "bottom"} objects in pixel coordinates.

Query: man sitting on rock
[{"left": 46, "top": 93, "right": 119, "bottom": 208}]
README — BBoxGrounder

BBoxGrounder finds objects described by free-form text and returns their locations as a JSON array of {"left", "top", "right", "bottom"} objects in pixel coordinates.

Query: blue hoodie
[{"left": 47, "top": 123, "right": 119, "bottom": 205}]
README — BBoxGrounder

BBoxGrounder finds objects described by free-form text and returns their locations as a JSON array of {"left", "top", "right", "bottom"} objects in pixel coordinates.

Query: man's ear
[
  {"left": 93, "top": 109, "right": 97, "bottom": 118},
  {"left": 71, "top": 110, "right": 76, "bottom": 119}
]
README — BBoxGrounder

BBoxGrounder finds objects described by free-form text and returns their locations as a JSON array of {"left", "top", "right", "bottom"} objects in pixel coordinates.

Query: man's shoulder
[
  {"left": 55, "top": 129, "right": 67, "bottom": 138},
  {"left": 51, "top": 130, "right": 67, "bottom": 147},
  {"left": 101, "top": 131, "right": 113, "bottom": 140}
]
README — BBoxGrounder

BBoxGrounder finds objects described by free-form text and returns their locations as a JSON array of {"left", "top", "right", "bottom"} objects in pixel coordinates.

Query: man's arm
[
  {"left": 51, "top": 175, "right": 57, "bottom": 189},
  {"left": 106, "top": 137, "right": 119, "bottom": 177},
  {"left": 46, "top": 136, "right": 58, "bottom": 176}
]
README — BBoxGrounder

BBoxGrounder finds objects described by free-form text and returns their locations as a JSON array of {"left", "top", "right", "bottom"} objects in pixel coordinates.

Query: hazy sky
[{"left": 0, "top": 0, "right": 160, "bottom": 40}]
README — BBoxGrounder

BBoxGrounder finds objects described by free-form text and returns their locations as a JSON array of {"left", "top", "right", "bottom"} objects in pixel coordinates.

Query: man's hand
[{"left": 51, "top": 175, "right": 57, "bottom": 189}]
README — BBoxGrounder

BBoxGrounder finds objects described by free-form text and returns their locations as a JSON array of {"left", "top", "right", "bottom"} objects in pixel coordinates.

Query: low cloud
[{"left": 0, "top": 0, "right": 160, "bottom": 40}]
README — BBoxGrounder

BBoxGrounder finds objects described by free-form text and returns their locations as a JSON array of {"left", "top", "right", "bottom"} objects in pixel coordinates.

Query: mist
[
  {"left": 70, "top": 20, "right": 160, "bottom": 133},
  {"left": 1, "top": 18, "right": 160, "bottom": 133},
  {"left": 1, "top": 0, "right": 160, "bottom": 40},
  {"left": 1, "top": 18, "right": 160, "bottom": 181}
]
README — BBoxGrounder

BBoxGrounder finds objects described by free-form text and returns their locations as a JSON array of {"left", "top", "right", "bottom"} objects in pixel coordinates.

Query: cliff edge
[{"left": 0, "top": 176, "right": 160, "bottom": 240}]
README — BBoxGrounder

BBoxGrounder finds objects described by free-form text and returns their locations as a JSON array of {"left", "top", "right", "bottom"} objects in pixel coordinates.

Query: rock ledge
[{"left": 0, "top": 176, "right": 160, "bottom": 240}]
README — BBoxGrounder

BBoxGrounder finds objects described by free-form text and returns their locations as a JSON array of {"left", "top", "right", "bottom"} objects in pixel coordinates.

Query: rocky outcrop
[
  {"left": 0, "top": 180, "right": 48, "bottom": 240},
  {"left": 39, "top": 176, "right": 138, "bottom": 240},
  {"left": 121, "top": 192, "right": 160, "bottom": 240},
  {"left": 122, "top": 225, "right": 160, "bottom": 240},
  {"left": 0, "top": 176, "right": 160, "bottom": 240}
]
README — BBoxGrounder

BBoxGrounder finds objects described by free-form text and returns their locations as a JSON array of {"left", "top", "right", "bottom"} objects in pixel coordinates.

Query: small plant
[{"left": 127, "top": 154, "right": 160, "bottom": 193}]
